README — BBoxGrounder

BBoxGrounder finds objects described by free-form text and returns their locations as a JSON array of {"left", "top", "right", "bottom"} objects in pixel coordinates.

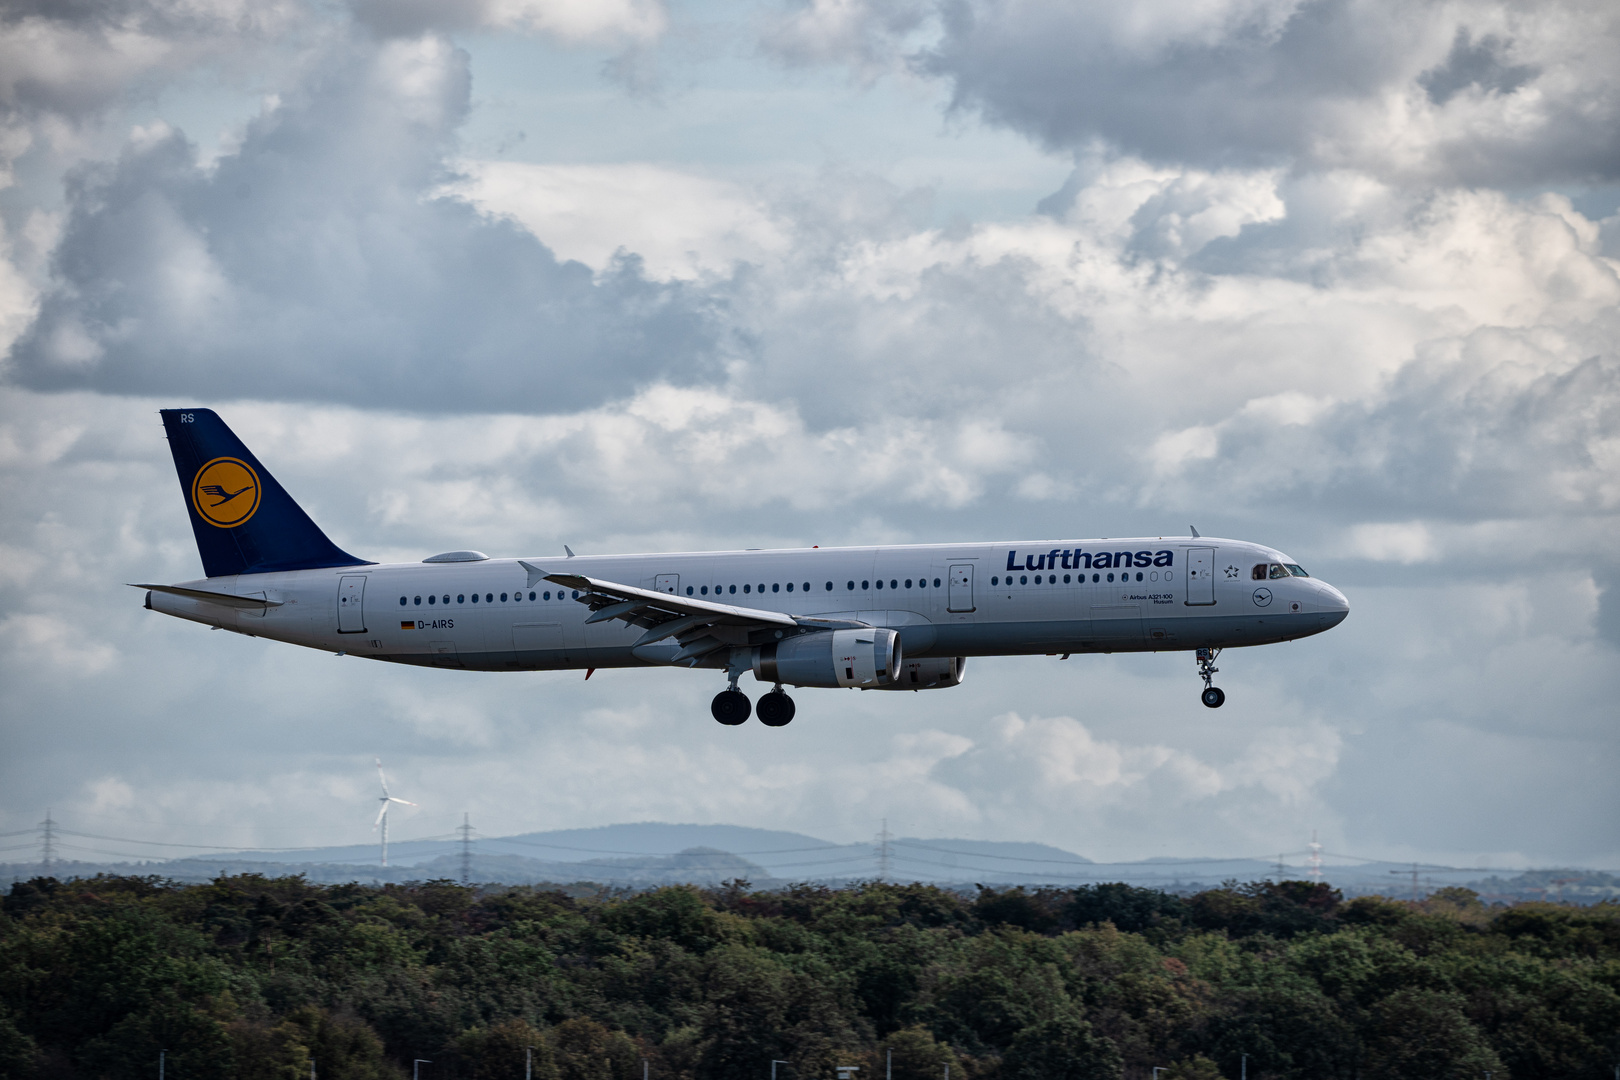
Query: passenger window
[
  {"left": 890, "top": 579, "right": 897, "bottom": 589},
  {"left": 399, "top": 596, "right": 406, "bottom": 606},
  {"left": 1253, "top": 564, "right": 1268, "bottom": 580},
  {"left": 1020, "top": 575, "right": 1028, "bottom": 585},
  {"left": 529, "top": 592, "right": 535, "bottom": 600},
  {"left": 744, "top": 584, "right": 751, "bottom": 593},
  {"left": 934, "top": 578, "right": 941, "bottom": 587},
  {"left": 876, "top": 579, "right": 884, "bottom": 590},
  {"left": 774, "top": 583, "right": 781, "bottom": 593},
  {"left": 1064, "top": 574, "right": 1070, "bottom": 583},
  {"left": 1092, "top": 573, "right": 1100, "bottom": 582},
  {"left": 729, "top": 585, "right": 736, "bottom": 594},
  {"left": 804, "top": 583, "right": 811, "bottom": 592},
  {"left": 1107, "top": 573, "right": 1114, "bottom": 582},
  {"left": 786, "top": 582, "right": 794, "bottom": 592},
  {"left": 905, "top": 579, "right": 912, "bottom": 588},
  {"left": 414, "top": 596, "right": 422, "bottom": 605},
  {"left": 542, "top": 592, "right": 549, "bottom": 601},
  {"left": 862, "top": 580, "right": 870, "bottom": 590},
  {"left": 500, "top": 593, "right": 508, "bottom": 602},
  {"left": 487, "top": 593, "right": 494, "bottom": 602},
  {"left": 471, "top": 594, "right": 478, "bottom": 603},
  {"left": 847, "top": 581, "right": 854, "bottom": 590},
  {"left": 1136, "top": 572, "right": 1143, "bottom": 581},
  {"left": 992, "top": 576, "right": 999, "bottom": 585},
  {"left": 458, "top": 594, "right": 465, "bottom": 603},
  {"left": 825, "top": 582, "right": 833, "bottom": 591}
]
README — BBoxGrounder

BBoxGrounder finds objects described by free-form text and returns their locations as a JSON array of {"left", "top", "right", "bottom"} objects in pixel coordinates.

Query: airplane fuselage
[{"left": 146, "top": 536, "right": 1350, "bottom": 679}]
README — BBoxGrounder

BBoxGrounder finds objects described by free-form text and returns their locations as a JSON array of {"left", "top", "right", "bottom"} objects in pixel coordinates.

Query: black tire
[
  {"left": 1201, "top": 686, "right": 1226, "bottom": 709},
  {"left": 757, "top": 691, "right": 796, "bottom": 727},
  {"left": 711, "top": 690, "right": 751, "bottom": 725}
]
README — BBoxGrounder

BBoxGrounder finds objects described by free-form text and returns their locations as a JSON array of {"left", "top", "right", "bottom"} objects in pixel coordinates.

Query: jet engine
[
  {"left": 753, "top": 628, "right": 902, "bottom": 688},
  {"left": 873, "top": 656, "right": 968, "bottom": 691}
]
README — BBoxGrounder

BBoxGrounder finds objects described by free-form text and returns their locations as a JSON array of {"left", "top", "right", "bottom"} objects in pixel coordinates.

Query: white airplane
[{"left": 137, "top": 409, "right": 1348, "bottom": 725}]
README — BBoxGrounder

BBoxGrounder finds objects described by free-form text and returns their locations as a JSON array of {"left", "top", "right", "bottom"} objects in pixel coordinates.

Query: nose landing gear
[{"left": 1196, "top": 647, "right": 1224, "bottom": 708}]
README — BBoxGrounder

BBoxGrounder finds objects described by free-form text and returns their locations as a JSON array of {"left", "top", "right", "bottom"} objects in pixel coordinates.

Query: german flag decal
[{"left": 400, "top": 621, "right": 416, "bottom": 630}]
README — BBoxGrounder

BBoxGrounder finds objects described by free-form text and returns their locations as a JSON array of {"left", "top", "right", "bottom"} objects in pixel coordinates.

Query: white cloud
[{"left": 444, "top": 161, "right": 789, "bottom": 281}]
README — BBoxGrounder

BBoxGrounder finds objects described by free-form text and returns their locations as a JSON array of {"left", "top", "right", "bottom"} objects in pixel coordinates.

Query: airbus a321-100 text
[{"left": 137, "top": 410, "right": 1350, "bottom": 725}]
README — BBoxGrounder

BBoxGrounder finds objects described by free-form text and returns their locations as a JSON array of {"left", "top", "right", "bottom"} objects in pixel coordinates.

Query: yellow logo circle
[{"left": 191, "top": 457, "right": 262, "bottom": 528}]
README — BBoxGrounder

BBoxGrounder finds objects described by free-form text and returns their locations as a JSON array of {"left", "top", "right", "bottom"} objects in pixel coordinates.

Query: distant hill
[{"left": 3, "top": 821, "right": 1614, "bottom": 902}]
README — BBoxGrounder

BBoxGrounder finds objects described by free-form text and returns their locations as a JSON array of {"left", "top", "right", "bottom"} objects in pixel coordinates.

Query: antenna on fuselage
[{"left": 1189, "top": 526, "right": 1200, "bottom": 538}]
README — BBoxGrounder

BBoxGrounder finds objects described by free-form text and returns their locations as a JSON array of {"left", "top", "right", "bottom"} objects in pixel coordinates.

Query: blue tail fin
[{"left": 160, "top": 408, "right": 370, "bottom": 578}]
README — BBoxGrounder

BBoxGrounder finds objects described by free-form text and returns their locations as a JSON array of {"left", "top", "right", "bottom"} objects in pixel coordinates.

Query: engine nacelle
[
  {"left": 753, "top": 628, "right": 902, "bottom": 689},
  {"left": 872, "top": 656, "right": 967, "bottom": 691}
]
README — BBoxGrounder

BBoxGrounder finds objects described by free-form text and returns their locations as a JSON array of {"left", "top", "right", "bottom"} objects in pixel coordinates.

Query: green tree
[
  {"left": 872, "top": 1026, "right": 962, "bottom": 1080},
  {"left": 286, "top": 1007, "right": 397, "bottom": 1080},
  {"left": 1363, "top": 989, "right": 1502, "bottom": 1080},
  {"left": 552, "top": 1017, "right": 642, "bottom": 1080},
  {"left": 1000, "top": 1016, "right": 1122, "bottom": 1080},
  {"left": 452, "top": 1018, "right": 556, "bottom": 1080},
  {"left": 227, "top": 1017, "right": 313, "bottom": 1080}
]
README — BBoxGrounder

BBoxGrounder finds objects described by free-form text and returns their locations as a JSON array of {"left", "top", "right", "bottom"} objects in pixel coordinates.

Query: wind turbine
[{"left": 373, "top": 758, "right": 417, "bottom": 867}]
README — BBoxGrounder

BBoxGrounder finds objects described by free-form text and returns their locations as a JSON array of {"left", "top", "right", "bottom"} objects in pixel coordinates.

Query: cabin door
[
  {"left": 338, "top": 575, "right": 368, "bottom": 632},
  {"left": 947, "top": 564, "right": 975, "bottom": 612}
]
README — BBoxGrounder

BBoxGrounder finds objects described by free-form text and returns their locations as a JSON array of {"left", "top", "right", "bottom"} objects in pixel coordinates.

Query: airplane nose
[{"left": 1319, "top": 583, "right": 1349, "bottom": 627}]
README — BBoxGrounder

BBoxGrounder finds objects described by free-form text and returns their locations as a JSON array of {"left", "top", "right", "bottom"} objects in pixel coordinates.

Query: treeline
[{"left": 1, "top": 875, "right": 1616, "bottom": 1080}]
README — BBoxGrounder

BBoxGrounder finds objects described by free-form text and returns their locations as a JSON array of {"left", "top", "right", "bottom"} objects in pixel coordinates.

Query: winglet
[
  {"left": 518, "top": 560, "right": 551, "bottom": 589},
  {"left": 1190, "top": 526, "right": 1200, "bottom": 538},
  {"left": 564, "top": 545, "right": 576, "bottom": 558}
]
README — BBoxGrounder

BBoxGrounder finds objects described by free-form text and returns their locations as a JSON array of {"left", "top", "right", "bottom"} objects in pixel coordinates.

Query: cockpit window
[
  {"left": 1285, "top": 564, "right": 1309, "bottom": 577},
  {"left": 1252, "top": 564, "right": 1268, "bottom": 580},
  {"left": 1269, "top": 563, "right": 1290, "bottom": 579}
]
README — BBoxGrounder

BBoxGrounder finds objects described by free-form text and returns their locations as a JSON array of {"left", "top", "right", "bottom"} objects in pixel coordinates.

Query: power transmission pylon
[
  {"left": 39, "top": 810, "right": 57, "bottom": 874},
  {"left": 458, "top": 813, "right": 474, "bottom": 886},
  {"left": 875, "top": 819, "right": 891, "bottom": 881}
]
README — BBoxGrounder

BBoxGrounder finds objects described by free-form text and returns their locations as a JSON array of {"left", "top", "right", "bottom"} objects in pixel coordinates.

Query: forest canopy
[{"left": 1, "top": 875, "right": 1616, "bottom": 1080}]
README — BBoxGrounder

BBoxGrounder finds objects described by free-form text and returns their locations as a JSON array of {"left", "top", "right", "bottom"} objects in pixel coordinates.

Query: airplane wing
[{"left": 523, "top": 562, "right": 866, "bottom": 665}]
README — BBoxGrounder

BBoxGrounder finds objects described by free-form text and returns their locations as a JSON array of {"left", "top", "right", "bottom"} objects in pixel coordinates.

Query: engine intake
[{"left": 753, "top": 628, "right": 902, "bottom": 689}]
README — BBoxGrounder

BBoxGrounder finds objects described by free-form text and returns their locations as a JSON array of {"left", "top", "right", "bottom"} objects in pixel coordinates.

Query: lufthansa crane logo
[{"left": 191, "top": 457, "right": 261, "bottom": 528}]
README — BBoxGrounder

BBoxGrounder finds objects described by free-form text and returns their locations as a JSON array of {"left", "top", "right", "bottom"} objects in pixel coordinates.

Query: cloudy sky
[{"left": 2, "top": 0, "right": 1617, "bottom": 872}]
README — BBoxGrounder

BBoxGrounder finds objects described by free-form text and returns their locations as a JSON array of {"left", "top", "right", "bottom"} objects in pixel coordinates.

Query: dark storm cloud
[
  {"left": 916, "top": 0, "right": 1620, "bottom": 186},
  {"left": 4, "top": 34, "right": 717, "bottom": 413}
]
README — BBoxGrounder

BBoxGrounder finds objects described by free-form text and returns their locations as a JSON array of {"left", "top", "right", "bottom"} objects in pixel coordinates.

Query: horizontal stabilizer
[{"left": 130, "top": 583, "right": 283, "bottom": 609}]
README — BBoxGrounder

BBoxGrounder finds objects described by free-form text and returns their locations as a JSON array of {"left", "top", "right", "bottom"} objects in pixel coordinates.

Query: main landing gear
[
  {"left": 1196, "top": 647, "right": 1225, "bottom": 708},
  {"left": 756, "top": 689, "right": 796, "bottom": 727},
  {"left": 710, "top": 681, "right": 797, "bottom": 726}
]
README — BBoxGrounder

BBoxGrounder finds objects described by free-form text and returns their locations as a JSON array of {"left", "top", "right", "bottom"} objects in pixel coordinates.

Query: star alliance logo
[{"left": 1224, "top": 564, "right": 1241, "bottom": 578}]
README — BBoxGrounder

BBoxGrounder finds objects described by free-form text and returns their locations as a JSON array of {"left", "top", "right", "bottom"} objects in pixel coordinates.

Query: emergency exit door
[{"left": 947, "top": 564, "right": 975, "bottom": 612}]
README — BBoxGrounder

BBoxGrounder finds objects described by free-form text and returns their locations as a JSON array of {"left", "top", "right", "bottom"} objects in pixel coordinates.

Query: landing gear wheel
[
  {"left": 757, "top": 690, "right": 796, "bottom": 727},
  {"left": 711, "top": 690, "right": 751, "bottom": 725},
  {"left": 1201, "top": 686, "right": 1226, "bottom": 709}
]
